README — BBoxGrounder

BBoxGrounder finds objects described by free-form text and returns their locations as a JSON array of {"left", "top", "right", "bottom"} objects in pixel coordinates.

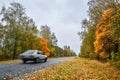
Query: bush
[{"left": 110, "top": 52, "right": 120, "bottom": 67}]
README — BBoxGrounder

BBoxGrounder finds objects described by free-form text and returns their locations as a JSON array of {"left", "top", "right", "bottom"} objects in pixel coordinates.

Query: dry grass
[
  {"left": 0, "top": 60, "right": 21, "bottom": 64},
  {"left": 0, "top": 58, "right": 55, "bottom": 64},
  {"left": 28, "top": 58, "right": 120, "bottom": 80}
]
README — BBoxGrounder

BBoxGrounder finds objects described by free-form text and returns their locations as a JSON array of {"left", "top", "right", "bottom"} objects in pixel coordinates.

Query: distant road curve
[{"left": 0, "top": 57, "right": 75, "bottom": 79}]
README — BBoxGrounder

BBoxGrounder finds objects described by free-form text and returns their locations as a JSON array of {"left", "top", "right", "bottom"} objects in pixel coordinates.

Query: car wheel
[
  {"left": 35, "top": 58, "right": 39, "bottom": 63},
  {"left": 23, "top": 60, "right": 26, "bottom": 63},
  {"left": 44, "top": 58, "right": 47, "bottom": 62}
]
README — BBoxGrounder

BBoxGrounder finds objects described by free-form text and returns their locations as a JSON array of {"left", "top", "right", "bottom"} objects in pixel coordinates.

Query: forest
[
  {"left": 0, "top": 0, "right": 120, "bottom": 79},
  {"left": 78, "top": 0, "right": 120, "bottom": 67},
  {"left": 0, "top": 2, "right": 76, "bottom": 61}
]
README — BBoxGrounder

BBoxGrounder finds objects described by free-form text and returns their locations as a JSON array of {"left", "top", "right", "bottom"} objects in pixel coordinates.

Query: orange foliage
[
  {"left": 40, "top": 38, "right": 50, "bottom": 56},
  {"left": 100, "top": 8, "right": 113, "bottom": 21},
  {"left": 94, "top": 8, "right": 114, "bottom": 58}
]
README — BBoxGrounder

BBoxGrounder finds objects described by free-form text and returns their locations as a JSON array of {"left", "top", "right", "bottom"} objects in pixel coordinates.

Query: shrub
[{"left": 110, "top": 52, "right": 120, "bottom": 67}]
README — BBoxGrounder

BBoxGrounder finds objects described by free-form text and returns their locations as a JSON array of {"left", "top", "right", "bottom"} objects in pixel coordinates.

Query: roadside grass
[
  {"left": 28, "top": 58, "right": 120, "bottom": 80},
  {"left": 0, "top": 59, "right": 22, "bottom": 64},
  {"left": 0, "top": 57, "right": 55, "bottom": 64}
]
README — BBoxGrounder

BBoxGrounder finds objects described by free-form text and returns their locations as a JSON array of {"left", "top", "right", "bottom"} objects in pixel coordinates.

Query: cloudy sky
[{"left": 0, "top": 0, "right": 89, "bottom": 54}]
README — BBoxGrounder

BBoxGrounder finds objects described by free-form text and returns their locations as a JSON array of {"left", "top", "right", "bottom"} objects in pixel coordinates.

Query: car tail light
[{"left": 29, "top": 55, "right": 34, "bottom": 58}]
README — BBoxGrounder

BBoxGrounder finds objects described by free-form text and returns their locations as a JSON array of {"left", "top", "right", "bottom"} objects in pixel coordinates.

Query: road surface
[{"left": 0, "top": 57, "right": 74, "bottom": 79}]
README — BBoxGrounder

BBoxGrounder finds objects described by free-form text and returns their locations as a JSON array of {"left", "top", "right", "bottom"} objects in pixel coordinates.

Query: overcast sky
[{"left": 0, "top": 0, "right": 89, "bottom": 54}]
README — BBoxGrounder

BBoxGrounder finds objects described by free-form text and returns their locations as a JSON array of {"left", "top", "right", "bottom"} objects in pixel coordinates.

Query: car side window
[
  {"left": 37, "top": 52, "right": 40, "bottom": 54},
  {"left": 40, "top": 52, "right": 44, "bottom": 55}
]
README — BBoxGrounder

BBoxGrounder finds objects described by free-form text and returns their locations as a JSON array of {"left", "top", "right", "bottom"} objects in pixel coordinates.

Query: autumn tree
[
  {"left": 79, "top": 0, "right": 119, "bottom": 59},
  {"left": 40, "top": 38, "right": 50, "bottom": 56},
  {"left": 40, "top": 25, "right": 58, "bottom": 47},
  {"left": 94, "top": 8, "right": 114, "bottom": 59},
  {"left": 40, "top": 25, "right": 51, "bottom": 42},
  {"left": 88, "top": 0, "right": 118, "bottom": 25},
  {"left": 40, "top": 26, "right": 76, "bottom": 57},
  {"left": 39, "top": 25, "right": 59, "bottom": 57},
  {"left": 94, "top": 8, "right": 120, "bottom": 59}
]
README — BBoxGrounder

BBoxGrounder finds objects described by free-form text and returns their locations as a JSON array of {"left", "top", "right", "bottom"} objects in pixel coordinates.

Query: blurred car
[{"left": 18, "top": 50, "right": 47, "bottom": 63}]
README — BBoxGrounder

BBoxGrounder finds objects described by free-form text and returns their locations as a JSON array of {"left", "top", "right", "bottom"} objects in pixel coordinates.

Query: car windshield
[{"left": 23, "top": 50, "right": 35, "bottom": 54}]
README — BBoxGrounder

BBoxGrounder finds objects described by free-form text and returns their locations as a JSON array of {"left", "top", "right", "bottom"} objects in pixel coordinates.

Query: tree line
[
  {"left": 0, "top": 2, "right": 76, "bottom": 60},
  {"left": 78, "top": 0, "right": 120, "bottom": 67}
]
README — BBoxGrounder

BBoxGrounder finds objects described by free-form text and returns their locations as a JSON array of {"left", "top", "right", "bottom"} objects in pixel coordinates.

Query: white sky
[{"left": 0, "top": 0, "right": 89, "bottom": 54}]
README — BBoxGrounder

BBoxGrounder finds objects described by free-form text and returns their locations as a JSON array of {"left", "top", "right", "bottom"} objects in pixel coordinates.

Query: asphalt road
[{"left": 0, "top": 57, "right": 74, "bottom": 79}]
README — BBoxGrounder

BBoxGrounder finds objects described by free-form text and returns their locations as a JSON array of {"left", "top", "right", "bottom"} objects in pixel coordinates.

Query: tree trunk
[{"left": 13, "top": 41, "right": 17, "bottom": 59}]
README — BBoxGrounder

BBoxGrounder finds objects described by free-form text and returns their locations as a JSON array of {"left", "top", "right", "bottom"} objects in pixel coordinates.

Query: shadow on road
[{"left": 20, "top": 60, "right": 46, "bottom": 64}]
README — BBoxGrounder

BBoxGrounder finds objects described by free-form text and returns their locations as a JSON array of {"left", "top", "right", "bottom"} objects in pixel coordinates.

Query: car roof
[{"left": 26, "top": 50, "right": 43, "bottom": 53}]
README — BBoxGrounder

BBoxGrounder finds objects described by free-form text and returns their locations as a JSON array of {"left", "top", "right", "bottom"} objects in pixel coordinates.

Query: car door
[
  {"left": 39, "top": 52, "right": 45, "bottom": 59},
  {"left": 37, "top": 51, "right": 42, "bottom": 59},
  {"left": 37, "top": 51, "right": 44, "bottom": 59}
]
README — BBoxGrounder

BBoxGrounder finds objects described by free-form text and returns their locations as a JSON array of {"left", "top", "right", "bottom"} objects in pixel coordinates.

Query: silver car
[{"left": 18, "top": 50, "right": 47, "bottom": 63}]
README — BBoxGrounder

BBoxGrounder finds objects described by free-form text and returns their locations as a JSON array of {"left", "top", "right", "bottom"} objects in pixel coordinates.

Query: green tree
[
  {"left": 80, "top": 26, "right": 96, "bottom": 58},
  {"left": 63, "top": 45, "right": 76, "bottom": 57},
  {"left": 0, "top": 2, "right": 38, "bottom": 59},
  {"left": 51, "top": 33, "right": 58, "bottom": 46},
  {"left": 0, "top": 3, "right": 25, "bottom": 59},
  {"left": 78, "top": 19, "right": 96, "bottom": 58}
]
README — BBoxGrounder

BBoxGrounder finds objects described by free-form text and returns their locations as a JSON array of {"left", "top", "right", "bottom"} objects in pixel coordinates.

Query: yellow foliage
[
  {"left": 32, "top": 38, "right": 43, "bottom": 50},
  {"left": 28, "top": 58, "right": 120, "bottom": 80},
  {"left": 50, "top": 47, "right": 55, "bottom": 53},
  {"left": 100, "top": 52, "right": 110, "bottom": 58}
]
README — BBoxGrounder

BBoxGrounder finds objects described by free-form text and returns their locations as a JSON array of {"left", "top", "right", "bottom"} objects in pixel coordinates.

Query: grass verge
[
  {"left": 0, "top": 60, "right": 21, "bottom": 64},
  {"left": 0, "top": 58, "right": 55, "bottom": 64},
  {"left": 28, "top": 58, "right": 120, "bottom": 80}
]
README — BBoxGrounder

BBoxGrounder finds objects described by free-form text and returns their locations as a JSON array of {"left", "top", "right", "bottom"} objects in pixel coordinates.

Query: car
[{"left": 18, "top": 50, "right": 47, "bottom": 63}]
